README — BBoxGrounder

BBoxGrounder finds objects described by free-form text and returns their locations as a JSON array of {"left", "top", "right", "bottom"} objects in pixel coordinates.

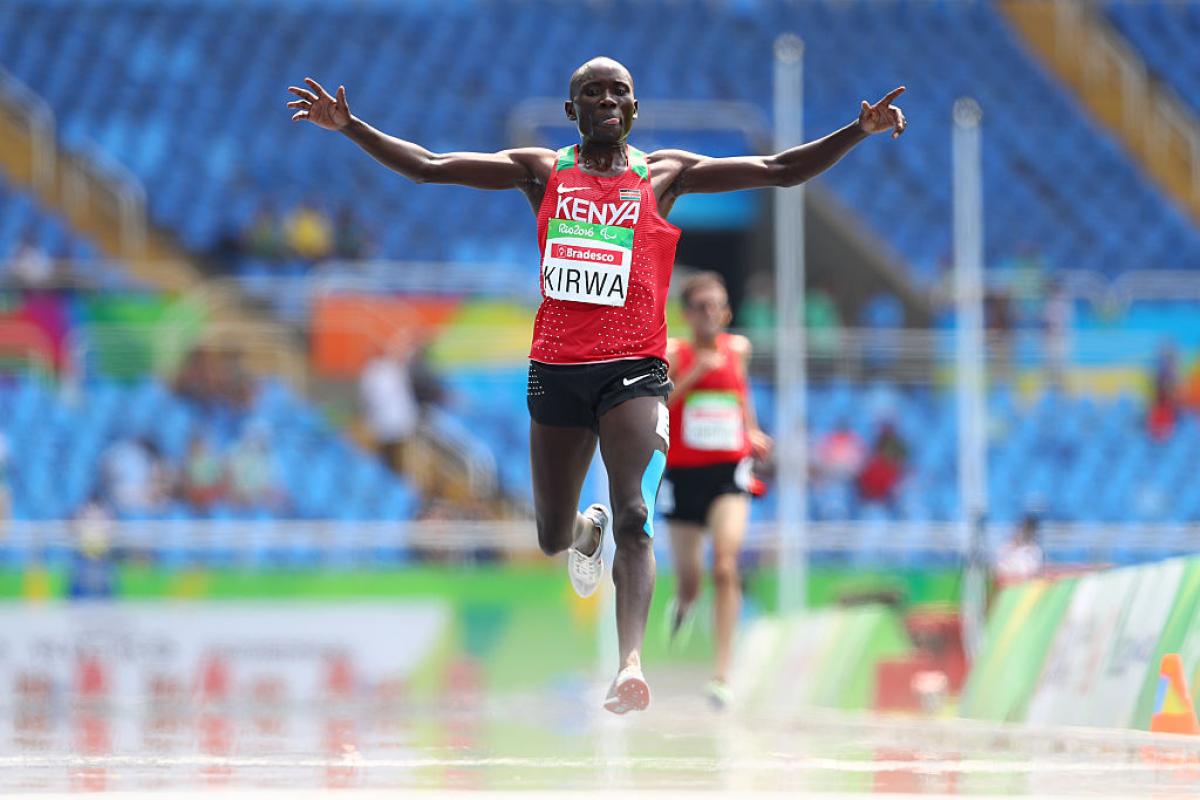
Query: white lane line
[{"left": 0, "top": 753, "right": 1197, "bottom": 774}]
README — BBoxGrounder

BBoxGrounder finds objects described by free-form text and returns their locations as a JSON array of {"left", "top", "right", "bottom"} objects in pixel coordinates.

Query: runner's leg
[
  {"left": 530, "top": 421, "right": 599, "bottom": 555},
  {"left": 667, "top": 520, "right": 705, "bottom": 629},
  {"left": 598, "top": 395, "right": 667, "bottom": 671},
  {"left": 708, "top": 492, "right": 749, "bottom": 683}
]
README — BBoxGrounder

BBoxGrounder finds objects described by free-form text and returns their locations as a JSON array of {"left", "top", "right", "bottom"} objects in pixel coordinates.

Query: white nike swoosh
[
  {"left": 622, "top": 374, "right": 652, "bottom": 386},
  {"left": 557, "top": 185, "right": 588, "bottom": 194}
]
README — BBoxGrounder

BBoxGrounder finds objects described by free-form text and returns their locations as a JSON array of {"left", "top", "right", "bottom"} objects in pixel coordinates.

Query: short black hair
[
  {"left": 569, "top": 56, "right": 633, "bottom": 99},
  {"left": 680, "top": 271, "right": 727, "bottom": 307}
]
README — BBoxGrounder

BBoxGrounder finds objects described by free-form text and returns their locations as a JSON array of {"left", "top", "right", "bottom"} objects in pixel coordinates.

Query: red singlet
[
  {"left": 667, "top": 333, "right": 753, "bottom": 468},
  {"left": 530, "top": 145, "right": 681, "bottom": 364}
]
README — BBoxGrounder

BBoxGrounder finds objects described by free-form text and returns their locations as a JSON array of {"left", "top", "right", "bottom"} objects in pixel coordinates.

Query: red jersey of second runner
[
  {"left": 530, "top": 145, "right": 681, "bottom": 364},
  {"left": 667, "top": 334, "right": 753, "bottom": 468}
]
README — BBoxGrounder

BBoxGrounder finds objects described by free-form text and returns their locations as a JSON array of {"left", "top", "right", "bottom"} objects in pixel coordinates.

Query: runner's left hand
[
  {"left": 858, "top": 87, "right": 907, "bottom": 139},
  {"left": 749, "top": 428, "right": 773, "bottom": 460}
]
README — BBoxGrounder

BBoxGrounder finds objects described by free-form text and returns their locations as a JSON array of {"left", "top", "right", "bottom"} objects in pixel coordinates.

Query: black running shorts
[
  {"left": 527, "top": 357, "right": 672, "bottom": 433},
  {"left": 663, "top": 458, "right": 753, "bottom": 525}
]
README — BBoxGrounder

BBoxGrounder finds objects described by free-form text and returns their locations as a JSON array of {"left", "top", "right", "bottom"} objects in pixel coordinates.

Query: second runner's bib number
[
  {"left": 682, "top": 390, "right": 744, "bottom": 451},
  {"left": 542, "top": 218, "right": 632, "bottom": 307}
]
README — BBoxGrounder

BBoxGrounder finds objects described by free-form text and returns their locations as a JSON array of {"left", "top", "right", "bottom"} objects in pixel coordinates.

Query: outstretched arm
[
  {"left": 654, "top": 87, "right": 907, "bottom": 201},
  {"left": 287, "top": 78, "right": 552, "bottom": 192}
]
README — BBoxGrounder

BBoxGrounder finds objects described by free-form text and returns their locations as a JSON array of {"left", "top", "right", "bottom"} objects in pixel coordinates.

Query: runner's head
[
  {"left": 566, "top": 57, "right": 637, "bottom": 145},
  {"left": 680, "top": 271, "right": 732, "bottom": 340}
]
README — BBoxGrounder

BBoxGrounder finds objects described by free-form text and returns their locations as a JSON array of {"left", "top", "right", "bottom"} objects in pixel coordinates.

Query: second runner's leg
[
  {"left": 707, "top": 491, "right": 749, "bottom": 707},
  {"left": 666, "top": 518, "right": 705, "bottom": 643}
]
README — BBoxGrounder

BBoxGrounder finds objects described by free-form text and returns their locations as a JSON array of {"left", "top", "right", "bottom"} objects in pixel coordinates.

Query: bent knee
[{"left": 535, "top": 514, "right": 573, "bottom": 556}]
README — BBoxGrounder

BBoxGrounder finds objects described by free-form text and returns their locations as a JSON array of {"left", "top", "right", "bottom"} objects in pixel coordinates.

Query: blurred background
[{"left": 0, "top": 0, "right": 1199, "bottom": 791}]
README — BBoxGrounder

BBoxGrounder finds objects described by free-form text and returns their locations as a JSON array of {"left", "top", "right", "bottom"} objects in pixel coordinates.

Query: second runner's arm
[
  {"left": 666, "top": 340, "right": 723, "bottom": 409},
  {"left": 287, "top": 78, "right": 551, "bottom": 191},
  {"left": 731, "top": 336, "right": 773, "bottom": 459}
]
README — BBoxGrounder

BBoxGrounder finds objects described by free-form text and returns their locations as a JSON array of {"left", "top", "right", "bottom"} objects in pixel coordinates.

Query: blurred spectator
[
  {"left": 68, "top": 494, "right": 116, "bottom": 601},
  {"left": 856, "top": 421, "right": 908, "bottom": 505},
  {"left": 243, "top": 205, "right": 287, "bottom": 261},
  {"left": 1148, "top": 345, "right": 1181, "bottom": 442},
  {"left": 815, "top": 420, "right": 866, "bottom": 481},
  {"left": 102, "top": 436, "right": 172, "bottom": 514},
  {"left": 175, "top": 346, "right": 216, "bottom": 407},
  {"left": 227, "top": 425, "right": 284, "bottom": 510},
  {"left": 1043, "top": 279, "right": 1073, "bottom": 390},
  {"left": 175, "top": 345, "right": 255, "bottom": 413},
  {"left": 9, "top": 230, "right": 55, "bottom": 290},
  {"left": 994, "top": 513, "right": 1044, "bottom": 587},
  {"left": 1154, "top": 343, "right": 1179, "bottom": 402},
  {"left": 1148, "top": 386, "right": 1178, "bottom": 442},
  {"left": 875, "top": 420, "right": 909, "bottom": 465},
  {"left": 216, "top": 348, "right": 254, "bottom": 411},
  {"left": 409, "top": 339, "right": 447, "bottom": 412},
  {"left": 984, "top": 287, "right": 1014, "bottom": 383},
  {"left": 806, "top": 286, "right": 842, "bottom": 371},
  {"left": 737, "top": 271, "right": 775, "bottom": 350},
  {"left": 333, "top": 207, "right": 371, "bottom": 260},
  {"left": 360, "top": 332, "right": 421, "bottom": 474},
  {"left": 181, "top": 434, "right": 226, "bottom": 510},
  {"left": 284, "top": 202, "right": 333, "bottom": 261}
]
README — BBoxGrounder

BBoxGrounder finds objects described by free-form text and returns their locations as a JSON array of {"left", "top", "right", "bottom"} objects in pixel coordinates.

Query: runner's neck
[
  {"left": 577, "top": 140, "right": 628, "bottom": 176},
  {"left": 691, "top": 332, "right": 722, "bottom": 350}
]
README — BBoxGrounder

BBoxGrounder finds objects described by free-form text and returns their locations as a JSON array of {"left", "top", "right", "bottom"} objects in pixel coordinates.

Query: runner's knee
[
  {"left": 612, "top": 499, "right": 652, "bottom": 546},
  {"left": 535, "top": 509, "right": 575, "bottom": 555},
  {"left": 712, "top": 556, "right": 739, "bottom": 589}
]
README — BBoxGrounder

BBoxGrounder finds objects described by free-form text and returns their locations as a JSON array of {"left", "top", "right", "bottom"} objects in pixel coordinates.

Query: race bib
[
  {"left": 682, "top": 390, "right": 744, "bottom": 451},
  {"left": 541, "top": 218, "right": 632, "bottom": 307}
]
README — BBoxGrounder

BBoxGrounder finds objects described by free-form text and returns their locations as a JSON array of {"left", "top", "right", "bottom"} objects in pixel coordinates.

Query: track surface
[{"left": 3, "top": 674, "right": 1200, "bottom": 797}]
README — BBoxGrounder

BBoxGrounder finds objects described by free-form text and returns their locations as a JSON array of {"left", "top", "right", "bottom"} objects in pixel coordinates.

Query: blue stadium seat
[{"left": 2, "top": 0, "right": 1196, "bottom": 295}]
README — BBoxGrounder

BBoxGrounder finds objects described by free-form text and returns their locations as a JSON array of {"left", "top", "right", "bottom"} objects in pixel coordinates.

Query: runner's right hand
[
  {"left": 287, "top": 78, "right": 351, "bottom": 131},
  {"left": 692, "top": 349, "right": 725, "bottom": 374}
]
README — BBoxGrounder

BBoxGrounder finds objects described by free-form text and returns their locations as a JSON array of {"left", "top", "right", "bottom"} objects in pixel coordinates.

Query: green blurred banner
[
  {"left": 959, "top": 577, "right": 1076, "bottom": 722},
  {"left": 734, "top": 604, "right": 912, "bottom": 714},
  {"left": 963, "top": 556, "right": 1200, "bottom": 731}
]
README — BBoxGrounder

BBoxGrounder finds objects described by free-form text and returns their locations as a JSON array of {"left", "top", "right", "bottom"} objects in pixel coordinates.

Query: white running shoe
[
  {"left": 604, "top": 664, "right": 651, "bottom": 715},
  {"left": 706, "top": 679, "right": 732, "bottom": 711},
  {"left": 566, "top": 503, "right": 608, "bottom": 598}
]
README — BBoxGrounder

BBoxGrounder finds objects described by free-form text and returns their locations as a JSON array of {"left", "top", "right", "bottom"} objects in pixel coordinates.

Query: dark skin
[{"left": 287, "top": 57, "right": 906, "bottom": 680}]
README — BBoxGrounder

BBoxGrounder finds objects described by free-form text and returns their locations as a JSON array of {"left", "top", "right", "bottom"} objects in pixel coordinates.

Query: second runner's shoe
[{"left": 567, "top": 503, "right": 609, "bottom": 598}]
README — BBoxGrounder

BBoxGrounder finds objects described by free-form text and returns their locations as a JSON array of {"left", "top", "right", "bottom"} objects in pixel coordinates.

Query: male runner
[
  {"left": 287, "top": 57, "right": 905, "bottom": 714},
  {"left": 663, "top": 271, "right": 770, "bottom": 709}
]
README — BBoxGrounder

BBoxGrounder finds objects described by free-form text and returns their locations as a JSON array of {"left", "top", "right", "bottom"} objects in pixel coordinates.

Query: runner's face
[
  {"left": 567, "top": 66, "right": 637, "bottom": 144},
  {"left": 684, "top": 284, "right": 731, "bottom": 339}
]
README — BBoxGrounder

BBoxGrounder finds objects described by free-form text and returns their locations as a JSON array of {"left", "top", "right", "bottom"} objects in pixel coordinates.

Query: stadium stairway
[
  {"left": 0, "top": 67, "right": 467, "bottom": 512},
  {"left": 998, "top": 0, "right": 1200, "bottom": 222},
  {"left": 0, "top": 67, "right": 307, "bottom": 385}
]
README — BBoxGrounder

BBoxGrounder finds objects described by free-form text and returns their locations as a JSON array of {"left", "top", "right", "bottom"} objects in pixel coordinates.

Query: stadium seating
[
  {"left": 0, "top": 375, "right": 419, "bottom": 523},
  {"left": 1, "top": 0, "right": 1197, "bottom": 290},
  {"left": 1106, "top": 1, "right": 1200, "bottom": 114},
  {"left": 445, "top": 366, "right": 1200, "bottom": 527},
  {"left": 0, "top": 174, "right": 136, "bottom": 289}
]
